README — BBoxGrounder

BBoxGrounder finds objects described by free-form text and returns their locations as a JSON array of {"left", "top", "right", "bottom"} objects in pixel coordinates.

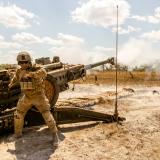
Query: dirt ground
[{"left": 0, "top": 84, "right": 160, "bottom": 160}]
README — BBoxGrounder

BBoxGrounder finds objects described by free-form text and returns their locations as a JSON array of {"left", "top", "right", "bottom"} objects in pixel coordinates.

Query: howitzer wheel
[{"left": 43, "top": 74, "right": 60, "bottom": 107}]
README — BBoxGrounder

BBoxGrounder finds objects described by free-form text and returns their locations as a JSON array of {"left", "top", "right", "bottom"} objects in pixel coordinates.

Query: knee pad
[
  {"left": 14, "top": 110, "right": 24, "bottom": 120},
  {"left": 42, "top": 111, "right": 56, "bottom": 124}
]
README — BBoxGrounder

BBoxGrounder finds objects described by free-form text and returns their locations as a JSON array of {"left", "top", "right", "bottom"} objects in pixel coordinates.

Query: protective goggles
[{"left": 18, "top": 61, "right": 29, "bottom": 65}]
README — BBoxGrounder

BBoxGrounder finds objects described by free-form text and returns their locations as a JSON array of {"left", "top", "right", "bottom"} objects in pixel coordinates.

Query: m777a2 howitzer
[{"left": 0, "top": 56, "right": 125, "bottom": 134}]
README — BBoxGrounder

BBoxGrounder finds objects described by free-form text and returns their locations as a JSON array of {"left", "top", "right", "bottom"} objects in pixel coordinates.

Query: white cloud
[
  {"left": 42, "top": 37, "right": 61, "bottom": 45},
  {"left": 48, "top": 34, "right": 87, "bottom": 64},
  {"left": 93, "top": 46, "right": 115, "bottom": 52},
  {"left": 57, "top": 33, "right": 84, "bottom": 45},
  {"left": 49, "top": 46, "right": 87, "bottom": 64},
  {"left": 131, "top": 7, "right": 160, "bottom": 24},
  {"left": 46, "top": 33, "right": 113, "bottom": 64},
  {"left": 140, "top": 30, "right": 160, "bottom": 42},
  {"left": 47, "top": 33, "right": 114, "bottom": 64},
  {"left": 44, "top": 33, "right": 84, "bottom": 46},
  {"left": 0, "top": 34, "right": 21, "bottom": 49},
  {"left": 0, "top": 35, "right": 4, "bottom": 41},
  {"left": 112, "top": 25, "right": 141, "bottom": 34},
  {"left": 49, "top": 45, "right": 114, "bottom": 65},
  {"left": 0, "top": 53, "right": 17, "bottom": 64},
  {"left": 12, "top": 32, "right": 84, "bottom": 46},
  {"left": 10, "top": 32, "right": 89, "bottom": 64},
  {"left": 154, "top": 7, "right": 160, "bottom": 18},
  {"left": 2, "top": 32, "right": 113, "bottom": 64},
  {"left": 0, "top": 4, "right": 37, "bottom": 29},
  {"left": 12, "top": 32, "right": 42, "bottom": 44},
  {"left": 148, "top": 16, "right": 160, "bottom": 24},
  {"left": 71, "top": 0, "right": 130, "bottom": 28},
  {"left": 0, "top": 41, "right": 21, "bottom": 49},
  {"left": 49, "top": 36, "right": 114, "bottom": 64},
  {"left": 118, "top": 38, "right": 160, "bottom": 66},
  {"left": 130, "top": 15, "right": 146, "bottom": 22}
]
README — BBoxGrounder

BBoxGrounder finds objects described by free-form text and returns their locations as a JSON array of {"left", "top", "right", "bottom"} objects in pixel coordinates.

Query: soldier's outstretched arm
[{"left": 8, "top": 69, "right": 19, "bottom": 88}]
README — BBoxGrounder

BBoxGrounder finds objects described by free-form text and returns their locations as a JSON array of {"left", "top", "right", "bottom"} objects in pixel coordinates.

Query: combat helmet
[{"left": 17, "top": 51, "right": 32, "bottom": 63}]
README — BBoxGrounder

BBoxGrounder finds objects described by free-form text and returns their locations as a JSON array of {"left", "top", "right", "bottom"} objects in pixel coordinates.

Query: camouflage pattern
[{"left": 9, "top": 64, "right": 58, "bottom": 138}]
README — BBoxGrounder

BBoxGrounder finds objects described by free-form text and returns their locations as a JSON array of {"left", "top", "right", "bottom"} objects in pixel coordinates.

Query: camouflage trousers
[{"left": 14, "top": 93, "right": 57, "bottom": 137}]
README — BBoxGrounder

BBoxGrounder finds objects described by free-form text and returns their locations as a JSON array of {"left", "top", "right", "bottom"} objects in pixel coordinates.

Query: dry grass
[{"left": 75, "top": 71, "right": 160, "bottom": 86}]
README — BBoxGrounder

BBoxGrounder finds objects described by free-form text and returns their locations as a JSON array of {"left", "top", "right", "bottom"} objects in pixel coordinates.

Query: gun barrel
[
  {"left": 84, "top": 57, "right": 114, "bottom": 70},
  {"left": 43, "top": 62, "right": 63, "bottom": 71}
]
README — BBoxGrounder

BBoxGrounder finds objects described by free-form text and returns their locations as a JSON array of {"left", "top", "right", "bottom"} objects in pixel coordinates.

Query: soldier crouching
[{"left": 9, "top": 51, "right": 59, "bottom": 147}]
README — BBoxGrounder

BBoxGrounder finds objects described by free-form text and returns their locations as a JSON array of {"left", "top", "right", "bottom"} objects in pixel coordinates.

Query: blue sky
[{"left": 0, "top": 0, "right": 160, "bottom": 67}]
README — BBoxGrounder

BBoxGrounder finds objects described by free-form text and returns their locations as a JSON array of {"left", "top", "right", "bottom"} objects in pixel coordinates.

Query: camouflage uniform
[{"left": 9, "top": 52, "right": 58, "bottom": 146}]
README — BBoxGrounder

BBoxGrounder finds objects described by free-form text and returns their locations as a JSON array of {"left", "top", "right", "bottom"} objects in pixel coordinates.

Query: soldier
[{"left": 9, "top": 51, "right": 59, "bottom": 147}]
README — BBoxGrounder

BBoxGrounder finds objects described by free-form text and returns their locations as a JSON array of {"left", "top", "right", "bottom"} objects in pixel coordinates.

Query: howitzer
[
  {"left": 44, "top": 57, "right": 115, "bottom": 106},
  {"left": 0, "top": 56, "right": 125, "bottom": 134}
]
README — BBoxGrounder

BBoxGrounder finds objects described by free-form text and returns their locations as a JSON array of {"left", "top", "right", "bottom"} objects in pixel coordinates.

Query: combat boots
[
  {"left": 53, "top": 132, "right": 59, "bottom": 147},
  {"left": 15, "top": 133, "right": 22, "bottom": 139},
  {"left": 8, "top": 134, "right": 22, "bottom": 142}
]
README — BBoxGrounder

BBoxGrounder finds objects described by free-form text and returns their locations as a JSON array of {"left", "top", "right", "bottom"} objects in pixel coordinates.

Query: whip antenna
[{"left": 114, "top": 5, "right": 119, "bottom": 123}]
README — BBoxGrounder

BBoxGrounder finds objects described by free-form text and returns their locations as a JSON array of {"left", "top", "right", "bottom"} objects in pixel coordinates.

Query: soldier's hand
[
  {"left": 28, "top": 72, "right": 35, "bottom": 78},
  {"left": 25, "top": 72, "right": 34, "bottom": 78}
]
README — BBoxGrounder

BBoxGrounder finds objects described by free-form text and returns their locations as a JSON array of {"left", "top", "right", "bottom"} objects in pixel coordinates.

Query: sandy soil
[{"left": 0, "top": 84, "right": 160, "bottom": 160}]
